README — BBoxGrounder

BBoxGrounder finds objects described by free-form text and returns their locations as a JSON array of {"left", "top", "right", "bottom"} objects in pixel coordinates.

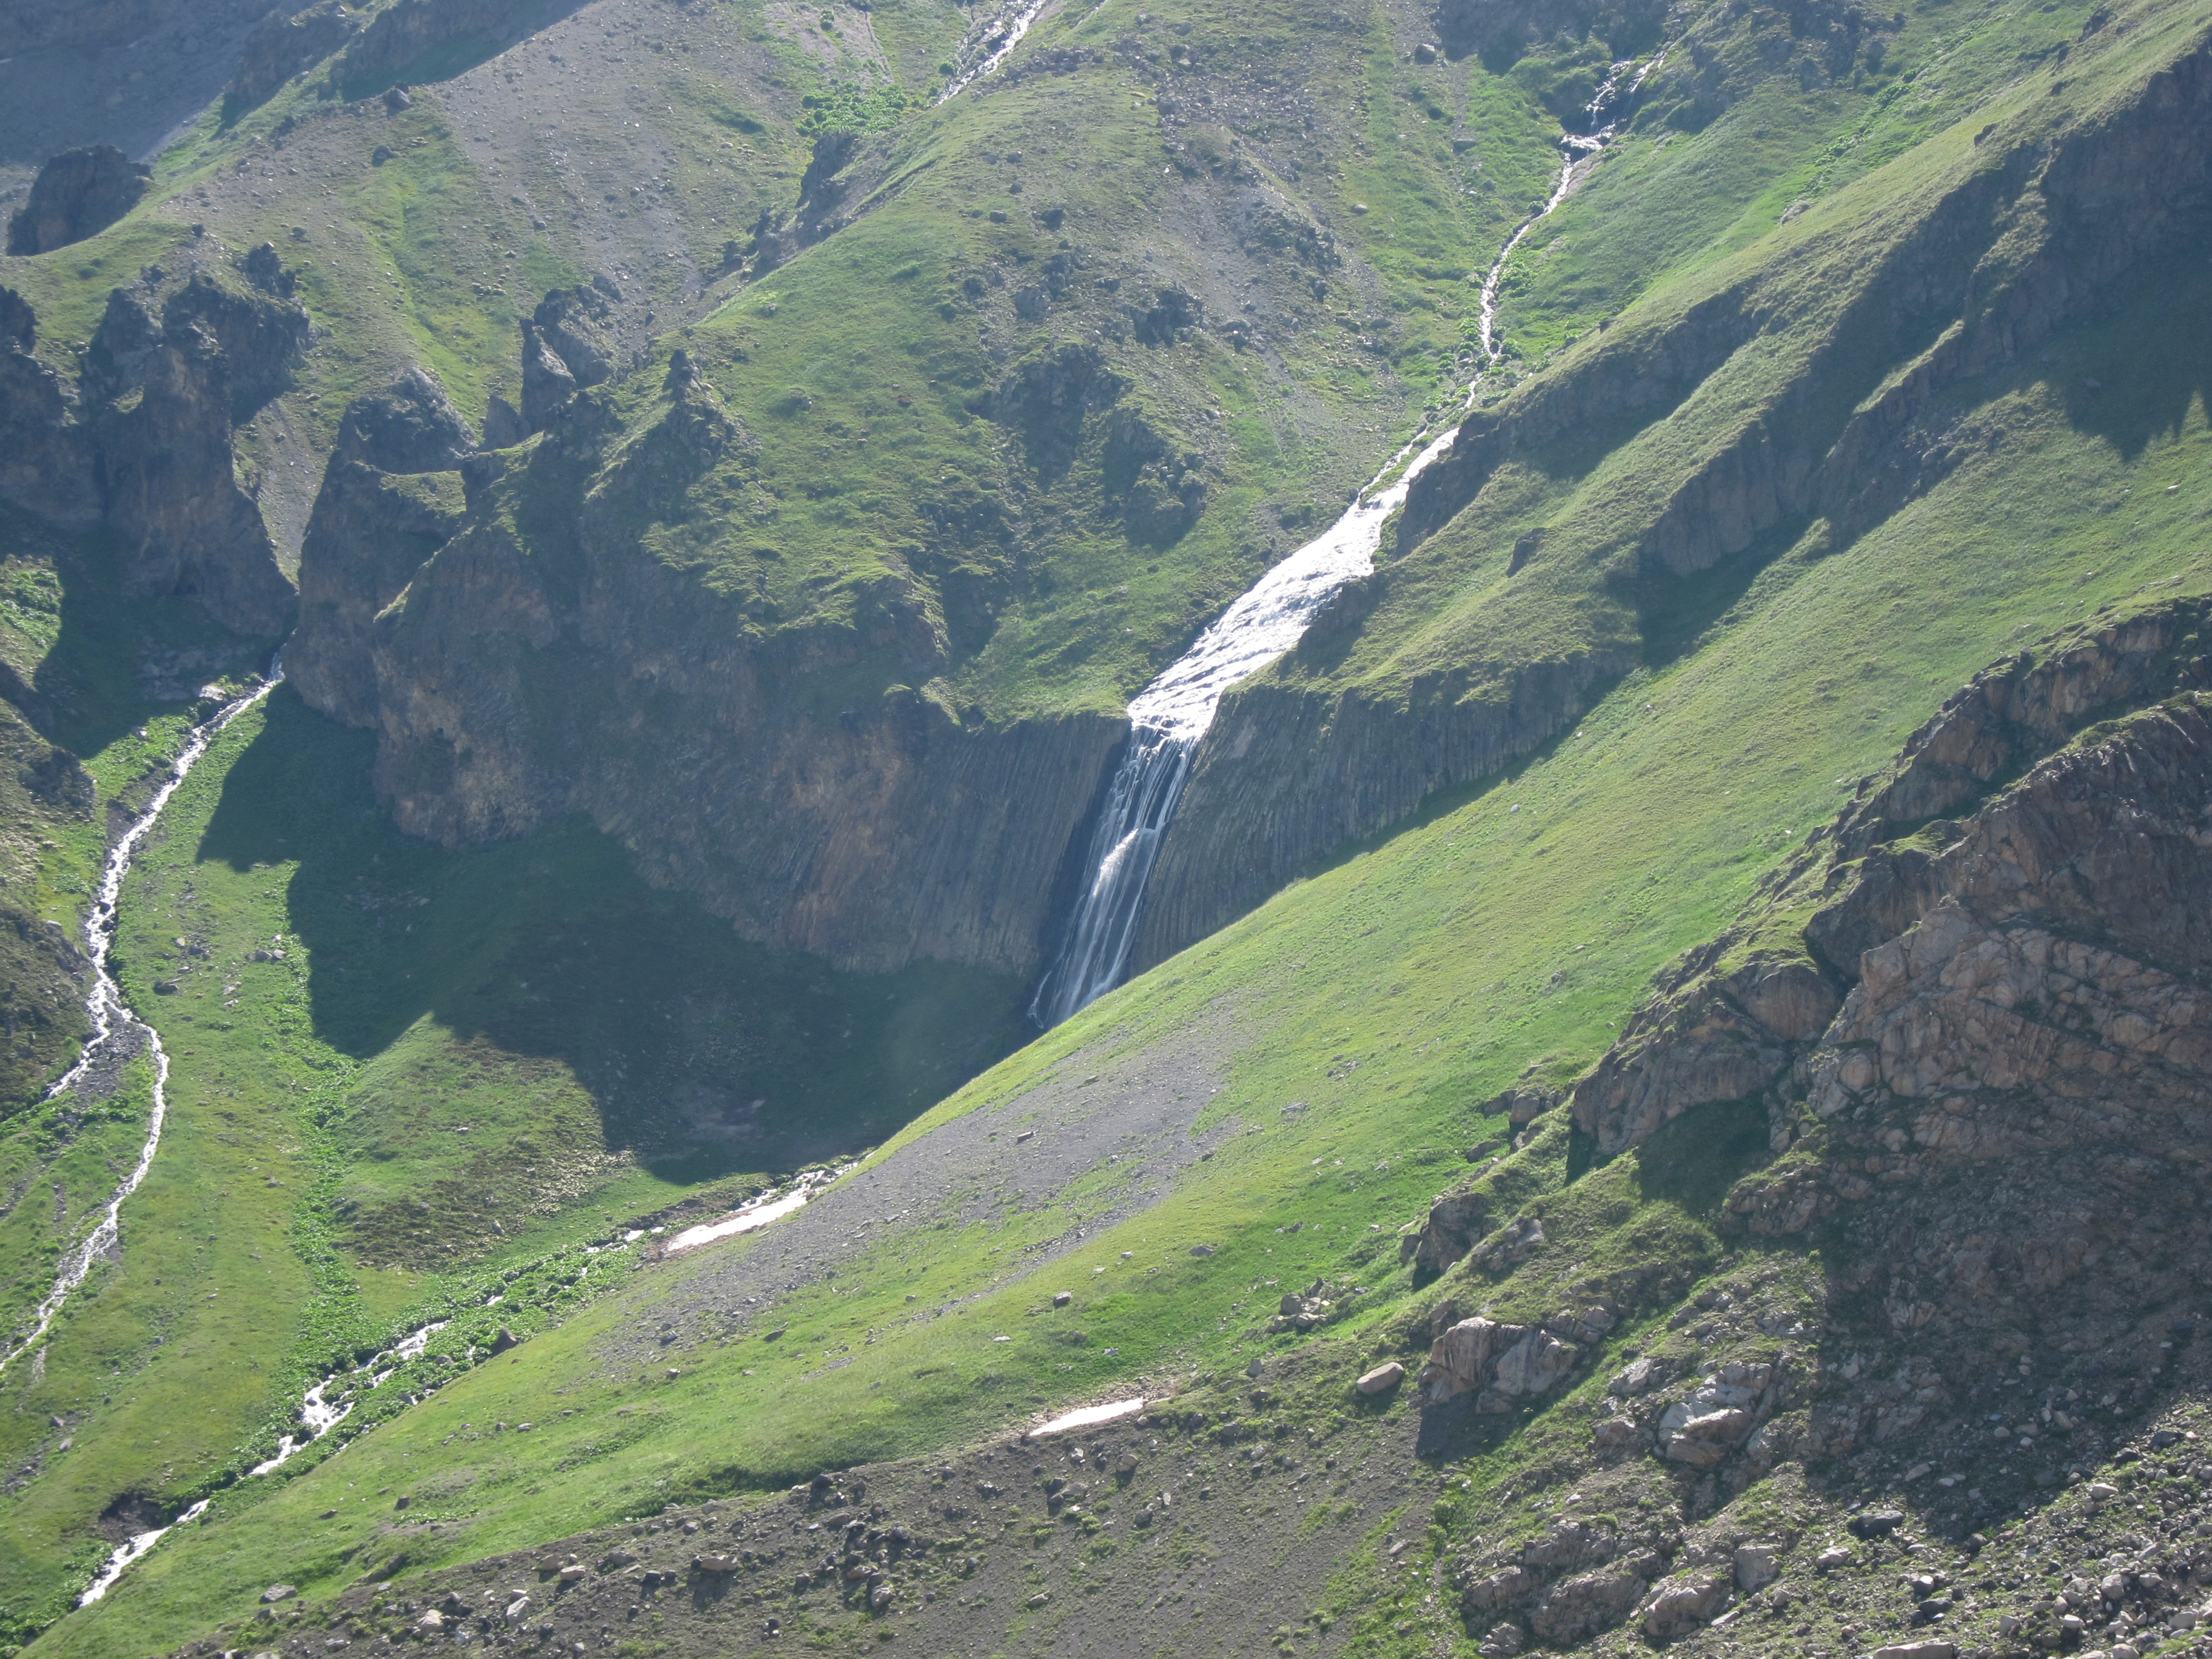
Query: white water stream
[
  {"left": 0, "top": 664, "right": 283, "bottom": 1382},
  {"left": 937, "top": 0, "right": 1054, "bottom": 100},
  {"left": 1028, "top": 58, "right": 1660, "bottom": 1027}
]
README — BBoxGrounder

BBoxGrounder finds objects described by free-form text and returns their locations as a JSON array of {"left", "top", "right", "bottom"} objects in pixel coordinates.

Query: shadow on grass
[
  {"left": 1630, "top": 1095, "right": 1771, "bottom": 1215},
  {"left": 196, "top": 690, "right": 1030, "bottom": 1188}
]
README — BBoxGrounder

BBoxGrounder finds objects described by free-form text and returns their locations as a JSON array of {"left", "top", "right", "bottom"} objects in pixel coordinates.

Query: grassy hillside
[
  {"left": 0, "top": 0, "right": 2206, "bottom": 1649},
  {"left": 31, "top": 41, "right": 2212, "bottom": 1639}
]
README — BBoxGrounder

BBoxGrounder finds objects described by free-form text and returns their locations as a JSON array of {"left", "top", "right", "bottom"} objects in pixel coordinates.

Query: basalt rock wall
[
  {"left": 307, "top": 374, "right": 1122, "bottom": 979},
  {"left": 1130, "top": 647, "right": 1624, "bottom": 971}
]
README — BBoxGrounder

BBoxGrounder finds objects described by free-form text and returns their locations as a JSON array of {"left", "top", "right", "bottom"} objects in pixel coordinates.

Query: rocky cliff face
[
  {"left": 1374, "top": 600, "right": 2212, "bottom": 1656},
  {"left": 0, "top": 297, "right": 97, "bottom": 529},
  {"left": 287, "top": 372, "right": 475, "bottom": 722},
  {"left": 292, "top": 355, "right": 1122, "bottom": 976},
  {"left": 227, "top": 1, "right": 361, "bottom": 113},
  {"left": 5, "top": 144, "right": 150, "bottom": 256},
  {"left": 0, "top": 269, "right": 303, "bottom": 637},
  {"left": 1572, "top": 598, "right": 2212, "bottom": 1160}
]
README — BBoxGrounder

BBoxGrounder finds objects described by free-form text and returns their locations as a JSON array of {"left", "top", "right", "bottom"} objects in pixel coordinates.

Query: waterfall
[
  {"left": 1028, "top": 421, "right": 1462, "bottom": 1028},
  {"left": 1028, "top": 56, "right": 1661, "bottom": 1028}
]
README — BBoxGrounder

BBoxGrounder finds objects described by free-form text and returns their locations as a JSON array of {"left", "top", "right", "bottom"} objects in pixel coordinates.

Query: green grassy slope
[{"left": 35, "top": 64, "right": 2212, "bottom": 1643}]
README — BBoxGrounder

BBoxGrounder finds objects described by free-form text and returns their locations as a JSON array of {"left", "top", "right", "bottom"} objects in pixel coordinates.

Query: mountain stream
[
  {"left": 0, "top": 665, "right": 283, "bottom": 1383},
  {"left": 1028, "top": 62, "right": 1655, "bottom": 1027}
]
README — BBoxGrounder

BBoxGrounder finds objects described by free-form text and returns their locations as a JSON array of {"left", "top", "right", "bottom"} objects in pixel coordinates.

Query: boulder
[
  {"left": 1356, "top": 1361, "right": 1406, "bottom": 1395},
  {"left": 1734, "top": 1542, "right": 1781, "bottom": 1591},
  {"left": 1848, "top": 1509, "right": 1906, "bottom": 1540},
  {"left": 1531, "top": 1569, "right": 1646, "bottom": 1641},
  {"left": 1640, "top": 1572, "right": 1729, "bottom": 1638},
  {"left": 1421, "top": 1316, "right": 1578, "bottom": 1408},
  {"left": 1402, "top": 1184, "right": 1490, "bottom": 1279},
  {"left": 7, "top": 146, "right": 150, "bottom": 256}
]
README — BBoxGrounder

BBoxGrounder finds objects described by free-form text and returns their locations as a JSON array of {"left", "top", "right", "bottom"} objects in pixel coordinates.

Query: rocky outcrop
[
  {"left": 1573, "top": 598, "right": 2212, "bottom": 1158},
  {"left": 6, "top": 146, "right": 151, "bottom": 256},
  {"left": 0, "top": 289, "right": 32, "bottom": 354},
  {"left": 520, "top": 287, "right": 615, "bottom": 434},
  {"left": 159, "top": 272, "right": 312, "bottom": 420},
  {"left": 0, "top": 297, "right": 98, "bottom": 527},
  {"left": 1402, "top": 1184, "right": 1492, "bottom": 1281},
  {"left": 99, "top": 324, "right": 298, "bottom": 636},
  {"left": 229, "top": 1, "right": 360, "bottom": 111},
  {"left": 289, "top": 372, "right": 474, "bottom": 722},
  {"left": 310, "top": 361, "right": 1124, "bottom": 976},
  {"left": 0, "top": 272, "right": 306, "bottom": 635},
  {"left": 1421, "top": 1315, "right": 1582, "bottom": 1409}
]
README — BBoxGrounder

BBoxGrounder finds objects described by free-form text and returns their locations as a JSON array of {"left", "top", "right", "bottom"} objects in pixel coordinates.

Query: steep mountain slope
[{"left": 0, "top": 0, "right": 2205, "bottom": 1651}]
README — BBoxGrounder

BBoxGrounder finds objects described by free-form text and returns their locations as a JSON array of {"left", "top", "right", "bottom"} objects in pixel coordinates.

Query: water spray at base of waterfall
[
  {"left": 0, "top": 661, "right": 284, "bottom": 1383},
  {"left": 1028, "top": 55, "right": 1662, "bottom": 1029}
]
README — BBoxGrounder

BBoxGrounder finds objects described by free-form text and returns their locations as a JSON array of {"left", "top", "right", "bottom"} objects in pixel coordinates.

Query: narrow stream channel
[{"left": 0, "top": 663, "right": 283, "bottom": 1382}]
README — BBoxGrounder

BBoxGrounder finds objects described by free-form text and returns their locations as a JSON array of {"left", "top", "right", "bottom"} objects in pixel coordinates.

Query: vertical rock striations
[{"left": 292, "top": 354, "right": 1122, "bottom": 976}]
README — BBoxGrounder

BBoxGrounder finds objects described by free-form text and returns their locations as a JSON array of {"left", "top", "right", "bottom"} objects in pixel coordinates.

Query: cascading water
[
  {"left": 1027, "top": 422, "right": 1459, "bottom": 1028},
  {"left": 0, "top": 660, "right": 283, "bottom": 1381},
  {"left": 1028, "top": 56, "right": 1661, "bottom": 1028},
  {"left": 937, "top": 0, "right": 1054, "bottom": 100}
]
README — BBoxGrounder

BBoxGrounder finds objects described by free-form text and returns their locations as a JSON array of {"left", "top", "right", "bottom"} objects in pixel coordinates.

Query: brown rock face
[
  {"left": 99, "top": 327, "right": 295, "bottom": 637},
  {"left": 289, "top": 372, "right": 475, "bottom": 723},
  {"left": 297, "top": 369, "right": 1121, "bottom": 977},
  {"left": 5, "top": 145, "right": 150, "bottom": 256},
  {"left": 1572, "top": 598, "right": 2212, "bottom": 1159}
]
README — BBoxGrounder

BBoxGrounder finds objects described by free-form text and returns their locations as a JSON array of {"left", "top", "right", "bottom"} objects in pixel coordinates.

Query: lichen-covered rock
[{"left": 5, "top": 145, "right": 150, "bottom": 256}]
